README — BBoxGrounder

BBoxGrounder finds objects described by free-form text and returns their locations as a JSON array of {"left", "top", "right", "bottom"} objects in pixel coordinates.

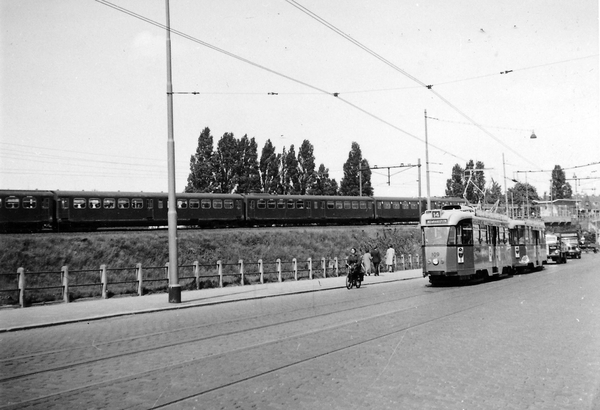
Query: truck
[
  {"left": 545, "top": 233, "right": 567, "bottom": 264},
  {"left": 561, "top": 232, "right": 582, "bottom": 259}
]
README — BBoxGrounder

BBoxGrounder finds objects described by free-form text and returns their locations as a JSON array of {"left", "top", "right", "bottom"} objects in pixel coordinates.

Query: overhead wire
[
  {"left": 95, "top": 0, "right": 468, "bottom": 164},
  {"left": 284, "top": 0, "right": 547, "bottom": 170}
]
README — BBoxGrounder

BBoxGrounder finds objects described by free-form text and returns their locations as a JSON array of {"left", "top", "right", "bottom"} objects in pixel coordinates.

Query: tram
[{"left": 421, "top": 205, "right": 535, "bottom": 285}]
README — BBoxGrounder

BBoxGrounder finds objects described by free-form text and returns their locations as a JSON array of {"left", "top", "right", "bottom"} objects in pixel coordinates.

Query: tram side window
[
  {"left": 457, "top": 222, "right": 473, "bottom": 245},
  {"left": 104, "top": 198, "right": 116, "bottom": 209},
  {"left": 480, "top": 227, "right": 488, "bottom": 244},
  {"left": 518, "top": 227, "right": 526, "bottom": 245}
]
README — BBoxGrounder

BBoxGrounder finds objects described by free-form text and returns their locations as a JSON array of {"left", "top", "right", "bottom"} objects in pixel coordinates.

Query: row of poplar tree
[
  {"left": 445, "top": 160, "right": 573, "bottom": 206},
  {"left": 185, "top": 127, "right": 374, "bottom": 196}
]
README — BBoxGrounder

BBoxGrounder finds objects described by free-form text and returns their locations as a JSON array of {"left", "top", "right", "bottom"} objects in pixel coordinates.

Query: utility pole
[
  {"left": 424, "top": 110, "right": 431, "bottom": 210},
  {"left": 165, "top": 0, "right": 180, "bottom": 303}
]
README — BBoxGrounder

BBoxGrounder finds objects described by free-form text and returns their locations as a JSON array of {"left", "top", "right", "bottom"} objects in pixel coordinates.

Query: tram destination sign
[{"left": 426, "top": 219, "right": 448, "bottom": 225}]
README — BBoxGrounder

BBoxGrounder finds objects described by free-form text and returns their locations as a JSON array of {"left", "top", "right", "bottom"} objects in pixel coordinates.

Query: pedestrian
[
  {"left": 370, "top": 245, "right": 381, "bottom": 276},
  {"left": 385, "top": 244, "right": 396, "bottom": 272},
  {"left": 362, "top": 248, "right": 372, "bottom": 276}
]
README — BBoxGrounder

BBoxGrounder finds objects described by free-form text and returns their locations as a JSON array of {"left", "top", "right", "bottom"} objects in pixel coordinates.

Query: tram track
[{"left": 0, "top": 272, "right": 554, "bottom": 409}]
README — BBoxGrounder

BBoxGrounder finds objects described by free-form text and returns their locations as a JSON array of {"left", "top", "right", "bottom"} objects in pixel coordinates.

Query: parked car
[{"left": 565, "top": 243, "right": 582, "bottom": 259}]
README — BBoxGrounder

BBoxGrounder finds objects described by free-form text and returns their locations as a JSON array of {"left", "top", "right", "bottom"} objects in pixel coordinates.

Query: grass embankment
[{"left": 0, "top": 225, "right": 421, "bottom": 306}]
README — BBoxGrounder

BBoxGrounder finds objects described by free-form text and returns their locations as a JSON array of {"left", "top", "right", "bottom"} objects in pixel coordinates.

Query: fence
[{"left": 0, "top": 254, "right": 421, "bottom": 308}]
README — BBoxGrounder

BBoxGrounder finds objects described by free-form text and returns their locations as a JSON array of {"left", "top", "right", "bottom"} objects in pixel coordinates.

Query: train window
[
  {"left": 61, "top": 198, "right": 69, "bottom": 209},
  {"left": 6, "top": 196, "right": 19, "bottom": 209},
  {"left": 0, "top": 197, "right": 2, "bottom": 208},
  {"left": 158, "top": 200, "right": 164, "bottom": 209},
  {"left": 22, "top": 197, "right": 37, "bottom": 209},
  {"left": 296, "top": 200, "right": 304, "bottom": 209},
  {"left": 410, "top": 202, "right": 418, "bottom": 209},
  {"left": 249, "top": 200, "right": 255, "bottom": 210},
  {"left": 177, "top": 199, "right": 187, "bottom": 209},
  {"left": 73, "top": 198, "right": 86, "bottom": 209},
  {"left": 236, "top": 200, "right": 242, "bottom": 210},
  {"left": 343, "top": 201, "right": 351, "bottom": 210},
  {"left": 277, "top": 200, "right": 285, "bottom": 209},
  {"left": 368, "top": 202, "right": 373, "bottom": 209},
  {"left": 201, "top": 199, "right": 211, "bottom": 209},
  {"left": 43, "top": 198, "right": 50, "bottom": 209},
  {"left": 392, "top": 202, "right": 400, "bottom": 210},
  {"left": 402, "top": 201, "right": 409, "bottom": 209},
  {"left": 189, "top": 199, "right": 199, "bottom": 209},
  {"left": 132, "top": 199, "right": 143, "bottom": 209},
  {"left": 383, "top": 202, "right": 391, "bottom": 210},
  {"left": 117, "top": 199, "right": 130, "bottom": 209},
  {"left": 224, "top": 200, "right": 234, "bottom": 209},
  {"left": 147, "top": 199, "right": 154, "bottom": 209},
  {"left": 327, "top": 201, "right": 335, "bottom": 209},
  {"left": 287, "top": 199, "right": 295, "bottom": 209},
  {"left": 104, "top": 198, "right": 116, "bottom": 209},
  {"left": 377, "top": 202, "right": 382, "bottom": 209},
  {"left": 89, "top": 199, "right": 101, "bottom": 209},
  {"left": 360, "top": 201, "right": 366, "bottom": 210},
  {"left": 352, "top": 201, "right": 359, "bottom": 210},
  {"left": 213, "top": 199, "right": 223, "bottom": 209},
  {"left": 267, "top": 199, "right": 276, "bottom": 209}
]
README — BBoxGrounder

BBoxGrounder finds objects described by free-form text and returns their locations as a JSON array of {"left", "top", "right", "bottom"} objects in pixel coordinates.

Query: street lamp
[{"left": 530, "top": 130, "right": 537, "bottom": 139}]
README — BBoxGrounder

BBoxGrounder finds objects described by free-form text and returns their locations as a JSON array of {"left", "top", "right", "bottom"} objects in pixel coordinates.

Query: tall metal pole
[
  {"left": 503, "top": 153, "right": 509, "bottom": 216},
  {"left": 165, "top": 0, "right": 180, "bottom": 303},
  {"left": 424, "top": 110, "right": 431, "bottom": 210},
  {"left": 418, "top": 158, "right": 422, "bottom": 217}
]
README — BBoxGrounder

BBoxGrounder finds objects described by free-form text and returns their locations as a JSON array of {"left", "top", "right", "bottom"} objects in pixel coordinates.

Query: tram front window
[{"left": 423, "top": 226, "right": 456, "bottom": 246}]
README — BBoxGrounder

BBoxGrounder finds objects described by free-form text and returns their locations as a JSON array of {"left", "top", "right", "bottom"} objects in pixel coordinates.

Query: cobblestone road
[{"left": 1, "top": 255, "right": 599, "bottom": 409}]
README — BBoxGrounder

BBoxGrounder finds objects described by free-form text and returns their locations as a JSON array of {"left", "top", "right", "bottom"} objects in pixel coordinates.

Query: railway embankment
[{"left": 0, "top": 225, "right": 421, "bottom": 306}]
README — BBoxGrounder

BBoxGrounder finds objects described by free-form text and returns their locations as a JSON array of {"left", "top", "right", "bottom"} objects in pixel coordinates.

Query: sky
[{"left": 1, "top": 0, "right": 599, "bottom": 200}]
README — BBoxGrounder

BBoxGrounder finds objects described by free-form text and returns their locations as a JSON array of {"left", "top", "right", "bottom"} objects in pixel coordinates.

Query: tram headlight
[{"left": 432, "top": 258, "right": 439, "bottom": 266}]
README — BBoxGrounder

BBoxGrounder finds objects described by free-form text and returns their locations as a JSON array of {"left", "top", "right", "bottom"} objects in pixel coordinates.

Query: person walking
[
  {"left": 370, "top": 246, "right": 381, "bottom": 276},
  {"left": 361, "top": 248, "right": 372, "bottom": 276},
  {"left": 385, "top": 244, "right": 396, "bottom": 272}
]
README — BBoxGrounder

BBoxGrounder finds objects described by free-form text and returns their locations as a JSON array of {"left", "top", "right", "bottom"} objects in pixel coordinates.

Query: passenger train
[
  {"left": 421, "top": 205, "right": 546, "bottom": 285},
  {"left": 0, "top": 189, "right": 466, "bottom": 232}
]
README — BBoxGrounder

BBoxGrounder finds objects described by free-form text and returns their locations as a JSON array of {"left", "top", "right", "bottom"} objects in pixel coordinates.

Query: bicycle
[{"left": 345, "top": 263, "right": 362, "bottom": 289}]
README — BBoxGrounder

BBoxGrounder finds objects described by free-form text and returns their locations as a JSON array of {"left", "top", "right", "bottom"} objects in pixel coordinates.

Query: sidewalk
[{"left": 0, "top": 269, "right": 423, "bottom": 333}]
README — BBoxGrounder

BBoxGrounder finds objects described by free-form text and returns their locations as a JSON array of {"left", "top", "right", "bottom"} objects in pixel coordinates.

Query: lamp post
[{"left": 165, "top": 0, "right": 180, "bottom": 303}]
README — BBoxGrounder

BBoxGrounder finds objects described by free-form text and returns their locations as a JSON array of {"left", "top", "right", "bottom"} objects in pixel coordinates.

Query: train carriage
[
  {"left": 53, "top": 191, "right": 168, "bottom": 230},
  {"left": 508, "top": 219, "right": 546, "bottom": 272},
  {"left": 421, "top": 205, "right": 513, "bottom": 285},
  {"left": 373, "top": 197, "right": 421, "bottom": 223},
  {"left": 244, "top": 194, "right": 374, "bottom": 226},
  {"left": 0, "top": 190, "right": 55, "bottom": 232},
  {"left": 175, "top": 193, "right": 245, "bottom": 227}
]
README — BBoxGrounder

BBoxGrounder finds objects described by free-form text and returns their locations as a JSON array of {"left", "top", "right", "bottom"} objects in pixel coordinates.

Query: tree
[
  {"left": 485, "top": 178, "right": 504, "bottom": 206},
  {"left": 213, "top": 132, "right": 239, "bottom": 193},
  {"left": 550, "top": 165, "right": 573, "bottom": 200},
  {"left": 309, "top": 164, "right": 338, "bottom": 195},
  {"left": 282, "top": 145, "right": 300, "bottom": 194},
  {"left": 235, "top": 135, "right": 261, "bottom": 193},
  {"left": 185, "top": 127, "right": 216, "bottom": 193},
  {"left": 445, "top": 164, "right": 465, "bottom": 197},
  {"left": 340, "top": 142, "right": 372, "bottom": 196},
  {"left": 297, "top": 140, "right": 316, "bottom": 195},
  {"left": 463, "top": 160, "right": 486, "bottom": 204},
  {"left": 507, "top": 182, "right": 539, "bottom": 217},
  {"left": 259, "top": 139, "right": 280, "bottom": 194}
]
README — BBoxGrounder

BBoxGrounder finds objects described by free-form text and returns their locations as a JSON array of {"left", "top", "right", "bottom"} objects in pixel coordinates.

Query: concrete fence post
[
  {"left": 137, "top": 263, "right": 143, "bottom": 296},
  {"left": 18, "top": 267, "right": 25, "bottom": 308},
  {"left": 276, "top": 259, "right": 282, "bottom": 282},
  {"left": 334, "top": 257, "right": 339, "bottom": 277},
  {"left": 239, "top": 259, "right": 244, "bottom": 286},
  {"left": 61, "top": 265, "right": 69, "bottom": 303},
  {"left": 308, "top": 258, "right": 313, "bottom": 280},
  {"left": 193, "top": 261, "right": 200, "bottom": 290},
  {"left": 292, "top": 258, "right": 298, "bottom": 281},
  {"left": 408, "top": 254, "right": 413, "bottom": 269},
  {"left": 415, "top": 254, "right": 420, "bottom": 268},
  {"left": 400, "top": 254, "right": 405, "bottom": 271},
  {"left": 217, "top": 261, "right": 223, "bottom": 288},
  {"left": 321, "top": 257, "right": 326, "bottom": 278},
  {"left": 258, "top": 259, "right": 264, "bottom": 284},
  {"left": 100, "top": 264, "right": 107, "bottom": 299}
]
